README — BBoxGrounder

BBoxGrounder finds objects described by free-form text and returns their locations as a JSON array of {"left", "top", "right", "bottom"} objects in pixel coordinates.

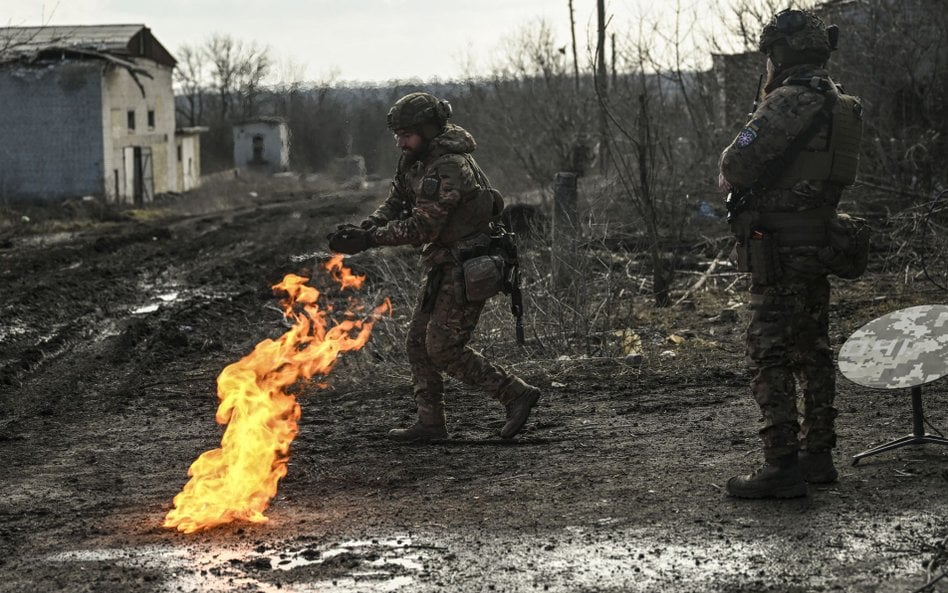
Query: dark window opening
[
  {"left": 127, "top": 110, "right": 135, "bottom": 131},
  {"left": 147, "top": 110, "right": 155, "bottom": 128},
  {"left": 252, "top": 135, "right": 266, "bottom": 164},
  {"left": 177, "top": 145, "right": 182, "bottom": 162}
]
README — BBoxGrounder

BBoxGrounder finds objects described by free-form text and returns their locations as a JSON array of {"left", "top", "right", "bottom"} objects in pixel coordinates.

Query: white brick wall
[{"left": 0, "top": 61, "right": 105, "bottom": 201}]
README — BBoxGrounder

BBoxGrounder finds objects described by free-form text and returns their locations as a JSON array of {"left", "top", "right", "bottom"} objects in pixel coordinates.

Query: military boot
[
  {"left": 799, "top": 450, "right": 838, "bottom": 483},
  {"left": 499, "top": 379, "right": 541, "bottom": 439},
  {"left": 726, "top": 453, "right": 807, "bottom": 499},
  {"left": 388, "top": 402, "right": 447, "bottom": 442}
]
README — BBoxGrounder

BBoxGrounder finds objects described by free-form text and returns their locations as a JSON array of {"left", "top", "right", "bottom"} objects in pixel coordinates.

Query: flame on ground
[{"left": 163, "top": 255, "right": 390, "bottom": 534}]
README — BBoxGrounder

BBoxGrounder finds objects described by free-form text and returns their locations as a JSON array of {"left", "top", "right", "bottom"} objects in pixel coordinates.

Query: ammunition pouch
[
  {"left": 453, "top": 232, "right": 504, "bottom": 302},
  {"left": 461, "top": 255, "right": 507, "bottom": 302},
  {"left": 746, "top": 230, "right": 783, "bottom": 285},
  {"left": 451, "top": 233, "right": 492, "bottom": 261},
  {"left": 734, "top": 208, "right": 867, "bottom": 282},
  {"left": 735, "top": 207, "right": 837, "bottom": 283},
  {"left": 757, "top": 207, "right": 833, "bottom": 247},
  {"left": 817, "top": 213, "right": 870, "bottom": 279},
  {"left": 454, "top": 229, "right": 519, "bottom": 302}
]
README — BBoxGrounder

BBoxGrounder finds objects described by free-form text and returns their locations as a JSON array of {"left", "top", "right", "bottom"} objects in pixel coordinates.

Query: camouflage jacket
[
  {"left": 719, "top": 64, "right": 843, "bottom": 213},
  {"left": 369, "top": 123, "right": 492, "bottom": 264}
]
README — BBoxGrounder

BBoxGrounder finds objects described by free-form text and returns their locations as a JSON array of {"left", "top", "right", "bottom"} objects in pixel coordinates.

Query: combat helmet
[
  {"left": 759, "top": 9, "right": 838, "bottom": 66},
  {"left": 386, "top": 92, "right": 452, "bottom": 139}
]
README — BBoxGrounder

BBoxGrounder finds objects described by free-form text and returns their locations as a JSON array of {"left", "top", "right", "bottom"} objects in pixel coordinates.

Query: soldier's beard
[{"left": 401, "top": 141, "right": 429, "bottom": 160}]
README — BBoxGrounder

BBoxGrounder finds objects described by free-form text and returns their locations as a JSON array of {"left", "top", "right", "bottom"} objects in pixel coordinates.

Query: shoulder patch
[
  {"left": 421, "top": 175, "right": 440, "bottom": 197},
  {"left": 735, "top": 120, "right": 761, "bottom": 149}
]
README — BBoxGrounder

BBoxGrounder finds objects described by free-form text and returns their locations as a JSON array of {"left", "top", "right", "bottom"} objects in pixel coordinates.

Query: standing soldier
[
  {"left": 719, "top": 10, "right": 864, "bottom": 497},
  {"left": 327, "top": 92, "right": 540, "bottom": 441}
]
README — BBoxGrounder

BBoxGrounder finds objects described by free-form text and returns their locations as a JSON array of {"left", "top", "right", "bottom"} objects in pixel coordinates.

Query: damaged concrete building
[
  {"left": 0, "top": 25, "right": 206, "bottom": 204},
  {"left": 232, "top": 117, "right": 290, "bottom": 174}
]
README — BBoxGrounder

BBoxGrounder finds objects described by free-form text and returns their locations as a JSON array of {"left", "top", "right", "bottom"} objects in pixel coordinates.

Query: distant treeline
[{"left": 175, "top": 0, "right": 945, "bottom": 200}]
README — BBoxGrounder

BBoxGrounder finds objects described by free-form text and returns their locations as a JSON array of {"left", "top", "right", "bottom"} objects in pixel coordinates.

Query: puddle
[
  {"left": 16, "top": 231, "right": 81, "bottom": 248},
  {"left": 0, "top": 319, "right": 29, "bottom": 341},
  {"left": 131, "top": 283, "right": 236, "bottom": 316},
  {"left": 527, "top": 523, "right": 923, "bottom": 591},
  {"left": 131, "top": 292, "right": 180, "bottom": 314},
  {"left": 289, "top": 250, "right": 334, "bottom": 264},
  {"left": 49, "top": 544, "right": 307, "bottom": 593},
  {"left": 269, "top": 537, "right": 426, "bottom": 572},
  {"left": 44, "top": 521, "right": 925, "bottom": 592},
  {"left": 47, "top": 536, "right": 431, "bottom": 593},
  {"left": 253, "top": 536, "right": 428, "bottom": 592}
]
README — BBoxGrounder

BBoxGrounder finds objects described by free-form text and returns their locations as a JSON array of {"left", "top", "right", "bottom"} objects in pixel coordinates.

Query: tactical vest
[
  {"left": 436, "top": 154, "right": 505, "bottom": 245},
  {"left": 779, "top": 85, "right": 863, "bottom": 187}
]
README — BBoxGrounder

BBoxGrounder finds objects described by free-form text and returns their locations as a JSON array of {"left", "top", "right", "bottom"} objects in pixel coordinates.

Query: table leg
[{"left": 852, "top": 386, "right": 948, "bottom": 466}]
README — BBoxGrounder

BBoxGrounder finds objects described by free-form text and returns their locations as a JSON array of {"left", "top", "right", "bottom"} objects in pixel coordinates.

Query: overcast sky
[{"left": 1, "top": 0, "right": 743, "bottom": 84}]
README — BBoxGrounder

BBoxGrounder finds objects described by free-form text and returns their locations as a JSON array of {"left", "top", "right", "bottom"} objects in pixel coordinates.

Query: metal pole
[{"left": 911, "top": 385, "right": 925, "bottom": 437}]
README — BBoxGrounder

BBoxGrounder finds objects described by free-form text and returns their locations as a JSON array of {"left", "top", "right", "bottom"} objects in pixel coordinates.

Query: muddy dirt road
[{"left": 1, "top": 185, "right": 946, "bottom": 593}]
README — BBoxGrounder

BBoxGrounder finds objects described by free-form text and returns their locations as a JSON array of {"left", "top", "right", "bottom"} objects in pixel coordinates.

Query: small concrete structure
[
  {"left": 175, "top": 126, "right": 209, "bottom": 192},
  {"left": 233, "top": 117, "right": 290, "bottom": 174}
]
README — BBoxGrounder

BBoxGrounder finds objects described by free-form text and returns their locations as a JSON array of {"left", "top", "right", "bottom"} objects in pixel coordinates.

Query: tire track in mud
[{"left": 0, "top": 192, "right": 378, "bottom": 431}]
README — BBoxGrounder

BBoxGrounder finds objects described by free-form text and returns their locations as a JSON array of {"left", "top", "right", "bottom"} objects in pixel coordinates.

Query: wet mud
[{"left": 1, "top": 188, "right": 946, "bottom": 592}]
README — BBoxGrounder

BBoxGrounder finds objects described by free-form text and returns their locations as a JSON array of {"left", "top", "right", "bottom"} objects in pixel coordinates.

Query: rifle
[
  {"left": 494, "top": 226, "right": 525, "bottom": 345},
  {"left": 510, "top": 262, "right": 525, "bottom": 346}
]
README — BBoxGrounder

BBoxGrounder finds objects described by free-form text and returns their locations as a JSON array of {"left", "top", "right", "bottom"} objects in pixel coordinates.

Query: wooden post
[{"left": 552, "top": 172, "right": 578, "bottom": 288}]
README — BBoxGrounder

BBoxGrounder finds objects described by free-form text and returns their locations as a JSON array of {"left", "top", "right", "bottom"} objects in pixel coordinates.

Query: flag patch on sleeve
[{"left": 735, "top": 119, "right": 762, "bottom": 148}]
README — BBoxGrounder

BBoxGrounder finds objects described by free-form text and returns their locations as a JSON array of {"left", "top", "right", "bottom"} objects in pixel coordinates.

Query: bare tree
[
  {"left": 716, "top": 0, "right": 819, "bottom": 52},
  {"left": 205, "top": 34, "right": 242, "bottom": 121},
  {"left": 236, "top": 42, "right": 271, "bottom": 119},
  {"left": 568, "top": 0, "right": 580, "bottom": 90},
  {"left": 595, "top": 1, "right": 723, "bottom": 306},
  {"left": 0, "top": 3, "right": 61, "bottom": 56},
  {"left": 465, "top": 19, "right": 597, "bottom": 192},
  {"left": 596, "top": 0, "right": 609, "bottom": 174},
  {"left": 173, "top": 44, "right": 207, "bottom": 126},
  {"left": 203, "top": 34, "right": 271, "bottom": 122},
  {"left": 823, "top": 0, "right": 947, "bottom": 194}
]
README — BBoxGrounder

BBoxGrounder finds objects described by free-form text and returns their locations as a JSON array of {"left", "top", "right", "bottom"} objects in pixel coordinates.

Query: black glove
[
  {"left": 359, "top": 219, "right": 378, "bottom": 230},
  {"left": 328, "top": 227, "right": 375, "bottom": 255}
]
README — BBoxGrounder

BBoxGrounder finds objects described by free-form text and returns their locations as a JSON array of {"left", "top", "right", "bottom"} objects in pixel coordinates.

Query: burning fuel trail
[{"left": 163, "top": 255, "right": 390, "bottom": 534}]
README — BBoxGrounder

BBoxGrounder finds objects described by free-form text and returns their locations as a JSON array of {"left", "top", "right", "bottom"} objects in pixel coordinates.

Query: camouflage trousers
[
  {"left": 746, "top": 271, "right": 838, "bottom": 460},
  {"left": 405, "top": 264, "right": 528, "bottom": 422}
]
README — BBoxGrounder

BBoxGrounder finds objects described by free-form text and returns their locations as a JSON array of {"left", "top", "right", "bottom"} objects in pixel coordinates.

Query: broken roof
[{"left": 0, "top": 24, "right": 176, "bottom": 67}]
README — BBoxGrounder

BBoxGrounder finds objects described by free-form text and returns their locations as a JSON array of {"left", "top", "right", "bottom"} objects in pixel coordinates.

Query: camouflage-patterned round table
[{"left": 838, "top": 305, "right": 948, "bottom": 465}]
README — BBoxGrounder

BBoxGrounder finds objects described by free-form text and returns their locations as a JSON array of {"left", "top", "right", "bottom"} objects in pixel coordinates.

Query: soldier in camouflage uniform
[
  {"left": 328, "top": 92, "right": 540, "bottom": 442},
  {"left": 719, "top": 10, "right": 863, "bottom": 497}
]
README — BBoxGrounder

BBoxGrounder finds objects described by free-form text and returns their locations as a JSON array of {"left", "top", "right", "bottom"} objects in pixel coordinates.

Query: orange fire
[{"left": 163, "top": 255, "right": 390, "bottom": 534}]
